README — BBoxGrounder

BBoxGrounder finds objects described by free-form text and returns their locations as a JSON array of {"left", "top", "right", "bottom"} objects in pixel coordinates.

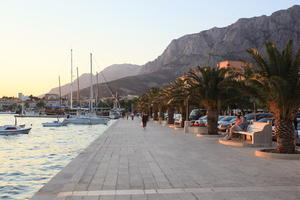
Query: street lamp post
[
  {"left": 184, "top": 95, "right": 190, "bottom": 134},
  {"left": 250, "top": 98, "right": 258, "bottom": 121}
]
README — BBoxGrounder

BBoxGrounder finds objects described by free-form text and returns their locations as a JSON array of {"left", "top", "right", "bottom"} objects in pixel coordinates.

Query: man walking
[{"left": 142, "top": 113, "right": 149, "bottom": 129}]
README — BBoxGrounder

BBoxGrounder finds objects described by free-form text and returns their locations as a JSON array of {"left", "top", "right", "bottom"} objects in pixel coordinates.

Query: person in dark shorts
[{"left": 142, "top": 113, "right": 149, "bottom": 129}]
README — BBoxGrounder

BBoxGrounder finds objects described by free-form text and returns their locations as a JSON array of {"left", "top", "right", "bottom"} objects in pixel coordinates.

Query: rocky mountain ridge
[
  {"left": 49, "top": 5, "right": 300, "bottom": 98},
  {"left": 139, "top": 5, "right": 300, "bottom": 75}
]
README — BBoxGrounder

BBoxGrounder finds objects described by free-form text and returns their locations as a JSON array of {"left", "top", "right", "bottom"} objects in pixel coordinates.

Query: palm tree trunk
[
  {"left": 275, "top": 118, "right": 295, "bottom": 153},
  {"left": 180, "top": 105, "right": 186, "bottom": 128},
  {"left": 207, "top": 107, "right": 218, "bottom": 135},
  {"left": 161, "top": 106, "right": 166, "bottom": 120},
  {"left": 158, "top": 106, "right": 164, "bottom": 121},
  {"left": 148, "top": 106, "right": 153, "bottom": 119},
  {"left": 158, "top": 106, "right": 161, "bottom": 120},
  {"left": 153, "top": 106, "right": 159, "bottom": 120},
  {"left": 167, "top": 106, "right": 174, "bottom": 124}
]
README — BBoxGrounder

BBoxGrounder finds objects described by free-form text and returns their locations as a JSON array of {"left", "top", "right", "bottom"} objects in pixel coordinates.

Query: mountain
[
  {"left": 47, "top": 64, "right": 140, "bottom": 96},
  {"left": 139, "top": 5, "right": 300, "bottom": 75},
  {"left": 57, "top": 5, "right": 300, "bottom": 98}
]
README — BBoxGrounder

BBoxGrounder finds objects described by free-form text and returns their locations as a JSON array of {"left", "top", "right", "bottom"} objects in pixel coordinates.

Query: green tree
[
  {"left": 246, "top": 40, "right": 300, "bottom": 153},
  {"left": 36, "top": 101, "right": 45, "bottom": 108},
  {"left": 29, "top": 95, "right": 40, "bottom": 101},
  {"left": 97, "top": 99, "right": 113, "bottom": 108},
  {"left": 25, "top": 102, "right": 30, "bottom": 108}
]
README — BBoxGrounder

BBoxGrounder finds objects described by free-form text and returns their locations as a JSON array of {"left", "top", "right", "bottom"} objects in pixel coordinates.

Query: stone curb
[{"left": 255, "top": 149, "right": 300, "bottom": 160}]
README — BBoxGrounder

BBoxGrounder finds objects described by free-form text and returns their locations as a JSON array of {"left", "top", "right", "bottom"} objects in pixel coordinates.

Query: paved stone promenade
[{"left": 31, "top": 119, "right": 300, "bottom": 200}]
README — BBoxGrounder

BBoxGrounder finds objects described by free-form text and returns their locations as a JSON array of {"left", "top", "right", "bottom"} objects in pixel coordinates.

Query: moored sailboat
[{"left": 62, "top": 52, "right": 109, "bottom": 125}]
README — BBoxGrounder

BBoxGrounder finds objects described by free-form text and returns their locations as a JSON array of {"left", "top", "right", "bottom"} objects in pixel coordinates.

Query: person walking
[
  {"left": 142, "top": 113, "right": 149, "bottom": 129},
  {"left": 294, "top": 115, "right": 298, "bottom": 138},
  {"left": 131, "top": 113, "right": 135, "bottom": 120}
]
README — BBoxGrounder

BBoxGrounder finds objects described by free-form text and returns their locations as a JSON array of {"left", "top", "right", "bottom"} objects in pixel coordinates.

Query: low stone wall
[
  {"left": 188, "top": 126, "right": 208, "bottom": 134},
  {"left": 160, "top": 120, "right": 168, "bottom": 126}
]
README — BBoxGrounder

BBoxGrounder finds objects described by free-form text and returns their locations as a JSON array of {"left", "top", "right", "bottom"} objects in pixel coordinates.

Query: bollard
[{"left": 184, "top": 121, "right": 191, "bottom": 134}]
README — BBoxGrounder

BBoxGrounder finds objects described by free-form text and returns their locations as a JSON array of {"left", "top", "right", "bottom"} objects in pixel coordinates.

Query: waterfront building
[
  {"left": 217, "top": 60, "right": 252, "bottom": 71},
  {"left": 0, "top": 97, "right": 19, "bottom": 111}
]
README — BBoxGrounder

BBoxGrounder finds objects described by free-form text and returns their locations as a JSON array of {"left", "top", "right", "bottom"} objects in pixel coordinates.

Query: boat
[
  {"left": 109, "top": 109, "right": 121, "bottom": 119},
  {"left": 62, "top": 52, "right": 109, "bottom": 125},
  {"left": 0, "top": 111, "right": 16, "bottom": 114},
  {"left": 62, "top": 115, "right": 109, "bottom": 125},
  {"left": 0, "top": 125, "right": 31, "bottom": 135},
  {"left": 42, "top": 120, "right": 67, "bottom": 127}
]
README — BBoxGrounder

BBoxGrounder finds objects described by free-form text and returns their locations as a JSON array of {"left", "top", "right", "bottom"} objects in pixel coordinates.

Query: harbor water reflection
[{"left": 0, "top": 115, "right": 111, "bottom": 200}]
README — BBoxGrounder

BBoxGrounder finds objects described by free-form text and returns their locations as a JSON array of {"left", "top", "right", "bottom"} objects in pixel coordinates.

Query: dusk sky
[{"left": 0, "top": 0, "right": 299, "bottom": 97}]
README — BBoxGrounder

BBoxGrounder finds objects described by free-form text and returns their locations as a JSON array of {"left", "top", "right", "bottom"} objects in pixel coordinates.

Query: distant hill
[
  {"left": 47, "top": 64, "right": 140, "bottom": 96},
  {"left": 78, "top": 69, "right": 178, "bottom": 98}
]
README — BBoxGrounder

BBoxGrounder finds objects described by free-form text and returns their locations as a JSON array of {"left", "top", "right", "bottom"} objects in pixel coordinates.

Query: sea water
[{"left": 0, "top": 114, "right": 111, "bottom": 200}]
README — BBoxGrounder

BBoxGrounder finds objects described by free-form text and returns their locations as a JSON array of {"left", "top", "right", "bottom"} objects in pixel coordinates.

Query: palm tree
[
  {"left": 161, "top": 85, "right": 176, "bottom": 124},
  {"left": 146, "top": 87, "right": 161, "bottom": 120},
  {"left": 136, "top": 93, "right": 150, "bottom": 114},
  {"left": 247, "top": 40, "right": 300, "bottom": 153},
  {"left": 164, "top": 77, "right": 190, "bottom": 127},
  {"left": 187, "top": 66, "right": 237, "bottom": 135},
  {"left": 155, "top": 89, "right": 168, "bottom": 121}
]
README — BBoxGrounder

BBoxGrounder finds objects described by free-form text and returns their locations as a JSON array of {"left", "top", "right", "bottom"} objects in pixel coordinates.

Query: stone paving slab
[{"left": 31, "top": 118, "right": 300, "bottom": 200}]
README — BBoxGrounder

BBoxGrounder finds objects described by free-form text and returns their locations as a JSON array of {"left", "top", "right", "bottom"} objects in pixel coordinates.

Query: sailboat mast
[
  {"left": 59, "top": 76, "right": 62, "bottom": 106},
  {"left": 70, "top": 49, "right": 73, "bottom": 109},
  {"left": 90, "top": 53, "right": 93, "bottom": 111},
  {"left": 77, "top": 67, "right": 80, "bottom": 107},
  {"left": 96, "top": 72, "right": 100, "bottom": 105}
]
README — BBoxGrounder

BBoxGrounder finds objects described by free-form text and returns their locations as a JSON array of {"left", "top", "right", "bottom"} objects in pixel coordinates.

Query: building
[
  {"left": 44, "top": 94, "right": 60, "bottom": 100},
  {"left": 0, "top": 97, "right": 19, "bottom": 111},
  {"left": 43, "top": 93, "right": 68, "bottom": 108},
  {"left": 217, "top": 60, "right": 252, "bottom": 71},
  {"left": 18, "top": 92, "right": 30, "bottom": 101}
]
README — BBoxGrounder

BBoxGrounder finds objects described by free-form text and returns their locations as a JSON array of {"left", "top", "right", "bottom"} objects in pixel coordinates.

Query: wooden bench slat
[{"left": 236, "top": 131, "right": 254, "bottom": 135}]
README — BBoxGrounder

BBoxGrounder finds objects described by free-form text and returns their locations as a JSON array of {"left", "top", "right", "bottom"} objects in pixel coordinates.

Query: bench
[{"left": 235, "top": 121, "right": 272, "bottom": 147}]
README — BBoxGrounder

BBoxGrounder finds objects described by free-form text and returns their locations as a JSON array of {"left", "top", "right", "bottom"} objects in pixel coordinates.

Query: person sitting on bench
[{"left": 224, "top": 116, "right": 249, "bottom": 140}]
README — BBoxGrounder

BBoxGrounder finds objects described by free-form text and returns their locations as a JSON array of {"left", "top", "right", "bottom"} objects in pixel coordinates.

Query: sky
[{"left": 0, "top": 0, "right": 299, "bottom": 97}]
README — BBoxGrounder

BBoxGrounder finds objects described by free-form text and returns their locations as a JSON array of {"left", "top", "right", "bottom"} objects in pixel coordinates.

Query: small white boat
[
  {"left": 0, "top": 111, "right": 16, "bottom": 114},
  {"left": 42, "top": 120, "right": 67, "bottom": 127},
  {"left": 109, "top": 110, "right": 121, "bottom": 119},
  {"left": 0, "top": 125, "right": 31, "bottom": 135}
]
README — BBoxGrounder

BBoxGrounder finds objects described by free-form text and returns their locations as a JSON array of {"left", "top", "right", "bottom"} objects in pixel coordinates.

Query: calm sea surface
[{"left": 0, "top": 114, "right": 111, "bottom": 200}]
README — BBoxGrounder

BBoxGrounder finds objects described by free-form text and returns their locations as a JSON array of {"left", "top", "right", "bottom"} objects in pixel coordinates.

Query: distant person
[
  {"left": 142, "top": 113, "right": 149, "bottom": 129},
  {"left": 126, "top": 113, "right": 129, "bottom": 120},
  {"left": 294, "top": 115, "right": 298, "bottom": 138},
  {"left": 131, "top": 113, "right": 134, "bottom": 120}
]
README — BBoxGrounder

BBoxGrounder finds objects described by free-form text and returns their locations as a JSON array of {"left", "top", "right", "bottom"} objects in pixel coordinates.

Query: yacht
[
  {"left": 63, "top": 51, "right": 109, "bottom": 125},
  {"left": 62, "top": 115, "right": 109, "bottom": 125},
  {"left": 42, "top": 120, "right": 67, "bottom": 127}
]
